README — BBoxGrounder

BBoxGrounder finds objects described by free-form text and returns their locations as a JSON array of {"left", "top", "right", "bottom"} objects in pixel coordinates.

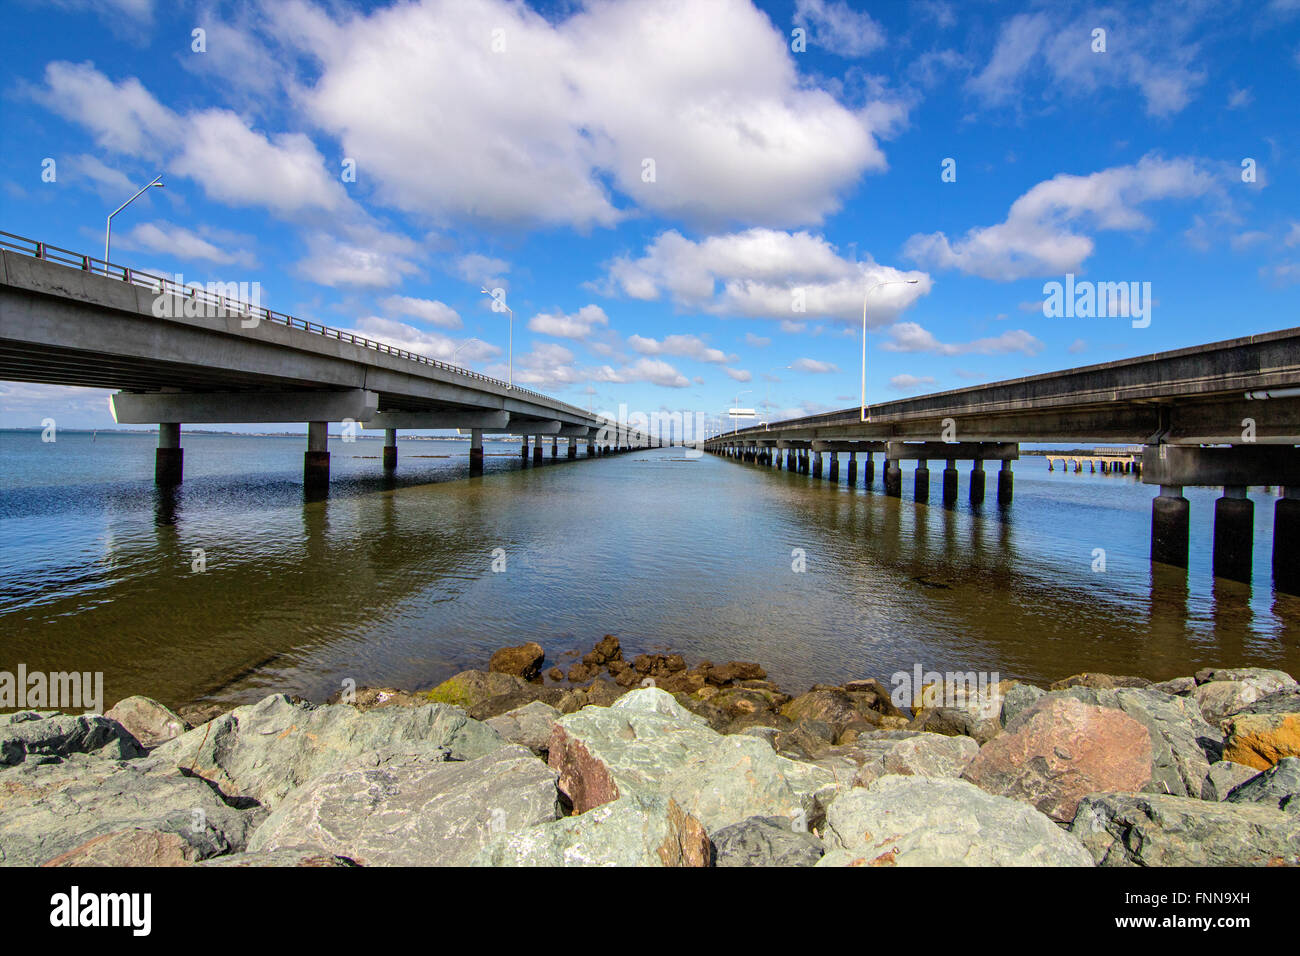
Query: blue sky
[{"left": 2, "top": 0, "right": 1298, "bottom": 432}]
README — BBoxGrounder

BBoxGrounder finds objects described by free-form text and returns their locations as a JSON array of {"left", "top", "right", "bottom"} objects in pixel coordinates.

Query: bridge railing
[{"left": 0, "top": 230, "right": 600, "bottom": 421}]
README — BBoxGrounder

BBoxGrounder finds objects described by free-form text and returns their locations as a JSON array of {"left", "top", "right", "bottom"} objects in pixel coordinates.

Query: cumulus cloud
[
  {"left": 528, "top": 305, "right": 610, "bottom": 340},
  {"left": 725, "top": 368, "right": 753, "bottom": 382},
  {"left": 603, "top": 228, "right": 929, "bottom": 323},
  {"left": 345, "top": 316, "right": 498, "bottom": 363},
  {"left": 294, "top": 227, "right": 420, "bottom": 289},
  {"left": 118, "top": 221, "right": 256, "bottom": 267},
  {"left": 744, "top": 332, "right": 772, "bottom": 347},
  {"left": 904, "top": 155, "right": 1215, "bottom": 280},
  {"left": 380, "top": 295, "right": 462, "bottom": 329},
  {"left": 790, "top": 358, "right": 838, "bottom": 373},
  {"left": 592, "top": 358, "right": 691, "bottom": 388},
  {"left": 879, "top": 323, "right": 1044, "bottom": 356},
  {"left": 889, "top": 374, "right": 936, "bottom": 391},
  {"left": 627, "top": 334, "right": 733, "bottom": 364},
  {"left": 272, "top": 0, "right": 890, "bottom": 229}
]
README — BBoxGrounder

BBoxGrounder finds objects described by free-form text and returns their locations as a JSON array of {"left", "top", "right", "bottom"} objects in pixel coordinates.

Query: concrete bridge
[
  {"left": 1044, "top": 452, "right": 1141, "bottom": 475},
  {"left": 704, "top": 329, "right": 1300, "bottom": 592},
  {"left": 0, "top": 233, "right": 651, "bottom": 489}
]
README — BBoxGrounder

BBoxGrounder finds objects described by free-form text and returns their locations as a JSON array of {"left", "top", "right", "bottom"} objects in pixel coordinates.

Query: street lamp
[
  {"left": 861, "top": 277, "right": 920, "bottom": 422},
  {"left": 479, "top": 288, "right": 513, "bottom": 387},
  {"left": 105, "top": 174, "right": 164, "bottom": 273},
  {"left": 453, "top": 337, "right": 483, "bottom": 369}
]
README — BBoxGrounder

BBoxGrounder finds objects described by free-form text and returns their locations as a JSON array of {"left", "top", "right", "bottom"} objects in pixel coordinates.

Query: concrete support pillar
[
  {"left": 1151, "top": 485, "right": 1190, "bottom": 568},
  {"left": 864, "top": 452, "right": 875, "bottom": 488},
  {"left": 847, "top": 452, "right": 857, "bottom": 484},
  {"left": 1213, "top": 486, "right": 1253, "bottom": 583},
  {"left": 534, "top": 439, "right": 545, "bottom": 464},
  {"left": 914, "top": 459, "right": 930, "bottom": 503},
  {"left": 970, "top": 459, "right": 986, "bottom": 505},
  {"left": 942, "top": 460, "right": 958, "bottom": 507},
  {"left": 568, "top": 439, "right": 577, "bottom": 459},
  {"left": 1275, "top": 488, "right": 1300, "bottom": 595},
  {"left": 521, "top": 435, "right": 530, "bottom": 461},
  {"left": 586, "top": 439, "right": 595, "bottom": 458},
  {"left": 998, "top": 460, "right": 1014, "bottom": 506},
  {"left": 155, "top": 422, "right": 182, "bottom": 485},
  {"left": 383, "top": 427, "right": 397, "bottom": 471},
  {"left": 305, "top": 421, "right": 329, "bottom": 488},
  {"left": 551, "top": 437, "right": 558, "bottom": 459},
  {"left": 469, "top": 428, "right": 484, "bottom": 476},
  {"left": 812, "top": 452, "right": 823, "bottom": 478},
  {"left": 786, "top": 449, "right": 795, "bottom": 470},
  {"left": 828, "top": 453, "right": 839, "bottom": 482},
  {"left": 884, "top": 459, "right": 902, "bottom": 498}
]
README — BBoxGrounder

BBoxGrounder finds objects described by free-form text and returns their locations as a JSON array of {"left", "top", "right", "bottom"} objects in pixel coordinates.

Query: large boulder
[
  {"left": 489, "top": 642, "right": 545, "bottom": 680},
  {"left": 547, "top": 689, "right": 718, "bottom": 813},
  {"left": 473, "top": 792, "right": 710, "bottom": 867},
  {"left": 0, "top": 757, "right": 261, "bottom": 866},
  {"left": 1051, "top": 686, "right": 1218, "bottom": 796},
  {"left": 103, "top": 696, "right": 187, "bottom": 749},
  {"left": 1224, "top": 756, "right": 1300, "bottom": 811},
  {"left": 1193, "top": 667, "right": 1296, "bottom": 695},
  {"left": 962, "top": 696, "right": 1153, "bottom": 822},
  {"left": 711, "top": 815, "right": 825, "bottom": 867},
  {"left": 248, "top": 746, "right": 559, "bottom": 866},
  {"left": 0, "top": 711, "right": 144, "bottom": 766},
  {"left": 1221, "top": 712, "right": 1300, "bottom": 771},
  {"left": 1201, "top": 761, "right": 1262, "bottom": 800},
  {"left": 907, "top": 679, "right": 1008, "bottom": 744},
  {"left": 660, "top": 734, "right": 838, "bottom": 833},
  {"left": 485, "top": 701, "right": 561, "bottom": 756},
  {"left": 426, "top": 670, "right": 536, "bottom": 709},
  {"left": 582, "top": 634, "right": 623, "bottom": 667},
  {"left": 1069, "top": 792, "right": 1300, "bottom": 866},
  {"left": 819, "top": 777, "right": 1092, "bottom": 867},
  {"left": 151, "top": 694, "right": 505, "bottom": 808},
  {"left": 1193, "top": 681, "right": 1267, "bottom": 724},
  {"left": 853, "top": 732, "right": 980, "bottom": 788}
]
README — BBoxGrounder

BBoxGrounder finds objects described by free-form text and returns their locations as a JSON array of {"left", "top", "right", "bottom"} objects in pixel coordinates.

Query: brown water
[{"left": 1, "top": 429, "right": 1296, "bottom": 712}]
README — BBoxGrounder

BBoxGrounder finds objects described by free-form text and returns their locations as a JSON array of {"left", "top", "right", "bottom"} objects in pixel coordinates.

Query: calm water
[{"left": 1, "top": 429, "right": 1296, "bottom": 711}]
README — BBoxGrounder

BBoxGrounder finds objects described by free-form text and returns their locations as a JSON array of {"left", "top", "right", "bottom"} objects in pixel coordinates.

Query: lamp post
[
  {"left": 105, "top": 174, "right": 164, "bottom": 273},
  {"left": 452, "top": 337, "right": 483, "bottom": 369},
  {"left": 861, "top": 277, "right": 920, "bottom": 422},
  {"left": 479, "top": 288, "right": 513, "bottom": 387}
]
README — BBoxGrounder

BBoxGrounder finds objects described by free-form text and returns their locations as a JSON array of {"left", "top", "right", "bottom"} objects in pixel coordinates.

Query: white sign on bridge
[{"left": 728, "top": 408, "right": 756, "bottom": 418}]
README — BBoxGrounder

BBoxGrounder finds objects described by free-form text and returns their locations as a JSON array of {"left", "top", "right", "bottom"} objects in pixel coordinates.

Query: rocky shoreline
[{"left": 2, "top": 636, "right": 1297, "bottom": 867}]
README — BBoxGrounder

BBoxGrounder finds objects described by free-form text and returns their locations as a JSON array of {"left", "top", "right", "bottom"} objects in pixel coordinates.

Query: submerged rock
[
  {"left": 248, "top": 745, "right": 560, "bottom": 866},
  {"left": 489, "top": 642, "right": 545, "bottom": 680},
  {"left": 1070, "top": 792, "right": 1300, "bottom": 866},
  {"left": 819, "top": 777, "right": 1092, "bottom": 867}
]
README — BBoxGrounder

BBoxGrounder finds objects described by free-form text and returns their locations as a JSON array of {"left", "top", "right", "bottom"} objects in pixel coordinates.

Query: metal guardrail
[{"left": 0, "top": 230, "right": 602, "bottom": 422}]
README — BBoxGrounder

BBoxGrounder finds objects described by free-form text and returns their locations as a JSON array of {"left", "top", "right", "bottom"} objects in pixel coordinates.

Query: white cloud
[
  {"left": 790, "top": 358, "right": 838, "bottom": 373},
  {"left": 627, "top": 334, "right": 733, "bottom": 364},
  {"left": 744, "top": 332, "right": 772, "bottom": 347},
  {"left": 905, "top": 155, "right": 1215, "bottom": 280},
  {"left": 380, "top": 295, "right": 463, "bottom": 329},
  {"left": 273, "top": 0, "right": 889, "bottom": 229},
  {"left": 454, "top": 253, "right": 510, "bottom": 284},
  {"left": 528, "top": 304, "right": 610, "bottom": 340},
  {"left": 592, "top": 357, "right": 691, "bottom": 388},
  {"left": 880, "top": 323, "right": 1044, "bottom": 356},
  {"left": 889, "top": 374, "right": 936, "bottom": 391},
  {"left": 345, "top": 316, "right": 498, "bottom": 363},
  {"left": 118, "top": 221, "right": 256, "bottom": 267},
  {"left": 793, "top": 0, "right": 886, "bottom": 57},
  {"left": 294, "top": 228, "right": 420, "bottom": 289},
  {"left": 603, "top": 228, "right": 929, "bottom": 323},
  {"left": 725, "top": 368, "right": 752, "bottom": 382},
  {"left": 967, "top": 9, "right": 1208, "bottom": 117}
]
